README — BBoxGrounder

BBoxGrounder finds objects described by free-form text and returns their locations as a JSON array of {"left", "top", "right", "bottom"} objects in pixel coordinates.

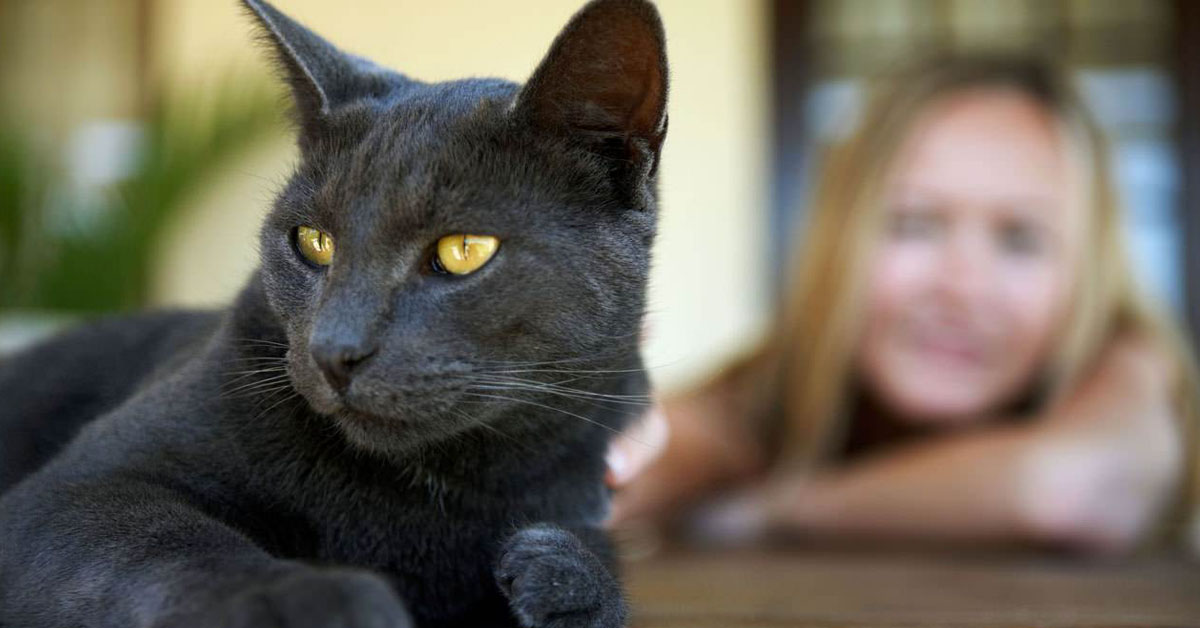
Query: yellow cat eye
[
  {"left": 296, "top": 225, "right": 335, "bottom": 266},
  {"left": 435, "top": 234, "right": 500, "bottom": 275}
]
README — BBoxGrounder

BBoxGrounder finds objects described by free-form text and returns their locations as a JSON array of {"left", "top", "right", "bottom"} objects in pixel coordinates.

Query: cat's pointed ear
[
  {"left": 242, "top": 0, "right": 393, "bottom": 141},
  {"left": 515, "top": 0, "right": 669, "bottom": 198}
]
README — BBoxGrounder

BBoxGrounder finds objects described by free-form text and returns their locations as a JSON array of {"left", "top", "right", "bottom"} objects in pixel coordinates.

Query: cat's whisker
[
  {"left": 222, "top": 372, "right": 288, "bottom": 384},
  {"left": 466, "top": 383, "right": 649, "bottom": 418},
  {"left": 223, "top": 357, "right": 289, "bottom": 364},
  {"left": 218, "top": 361, "right": 289, "bottom": 387},
  {"left": 219, "top": 372, "right": 287, "bottom": 390},
  {"left": 223, "top": 361, "right": 288, "bottom": 370},
  {"left": 446, "top": 407, "right": 537, "bottom": 456},
  {"left": 461, "top": 391, "right": 649, "bottom": 447},
  {"left": 225, "top": 386, "right": 294, "bottom": 405},
  {"left": 473, "top": 350, "right": 635, "bottom": 369},
  {"left": 466, "top": 376, "right": 652, "bottom": 403},
  {"left": 229, "top": 340, "right": 291, "bottom": 355},
  {"left": 229, "top": 350, "right": 289, "bottom": 360},
  {"left": 472, "top": 372, "right": 651, "bottom": 395},
  {"left": 472, "top": 367, "right": 644, "bottom": 389},
  {"left": 250, "top": 390, "right": 302, "bottom": 424},
  {"left": 481, "top": 352, "right": 687, "bottom": 374},
  {"left": 249, "top": 384, "right": 298, "bottom": 408},
  {"left": 220, "top": 371, "right": 291, "bottom": 387},
  {"left": 471, "top": 391, "right": 643, "bottom": 422},
  {"left": 595, "top": 329, "right": 643, "bottom": 340},
  {"left": 223, "top": 366, "right": 288, "bottom": 377},
  {"left": 467, "top": 372, "right": 640, "bottom": 393},
  {"left": 230, "top": 337, "right": 290, "bottom": 347},
  {"left": 232, "top": 345, "right": 289, "bottom": 354},
  {"left": 482, "top": 368, "right": 646, "bottom": 381},
  {"left": 219, "top": 374, "right": 293, "bottom": 398},
  {"left": 474, "top": 371, "right": 600, "bottom": 390},
  {"left": 222, "top": 365, "right": 288, "bottom": 374}
]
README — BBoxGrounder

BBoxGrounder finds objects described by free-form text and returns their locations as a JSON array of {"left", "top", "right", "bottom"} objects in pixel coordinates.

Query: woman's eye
[
  {"left": 889, "top": 211, "right": 941, "bottom": 240},
  {"left": 433, "top": 234, "right": 500, "bottom": 275},
  {"left": 295, "top": 225, "right": 335, "bottom": 266},
  {"left": 999, "top": 223, "right": 1044, "bottom": 256}
]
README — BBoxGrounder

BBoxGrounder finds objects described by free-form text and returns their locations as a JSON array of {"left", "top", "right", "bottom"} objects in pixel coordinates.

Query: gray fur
[{"left": 0, "top": 1, "right": 668, "bottom": 626}]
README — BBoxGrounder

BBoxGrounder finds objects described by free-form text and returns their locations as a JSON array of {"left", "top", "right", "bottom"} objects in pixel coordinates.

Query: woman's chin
[{"left": 883, "top": 387, "right": 998, "bottom": 427}]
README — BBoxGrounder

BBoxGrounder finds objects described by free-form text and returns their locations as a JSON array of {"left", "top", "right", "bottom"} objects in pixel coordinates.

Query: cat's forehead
[
  {"left": 340, "top": 79, "right": 519, "bottom": 173},
  {"left": 307, "top": 79, "right": 600, "bottom": 228}
]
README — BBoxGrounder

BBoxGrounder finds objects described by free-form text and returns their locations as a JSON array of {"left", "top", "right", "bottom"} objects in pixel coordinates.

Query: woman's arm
[{"left": 728, "top": 335, "right": 1184, "bottom": 552}]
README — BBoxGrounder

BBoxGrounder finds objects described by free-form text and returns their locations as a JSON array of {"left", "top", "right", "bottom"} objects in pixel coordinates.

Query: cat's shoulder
[{"left": 0, "top": 309, "right": 223, "bottom": 492}]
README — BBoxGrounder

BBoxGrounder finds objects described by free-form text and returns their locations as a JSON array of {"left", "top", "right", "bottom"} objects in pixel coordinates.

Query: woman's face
[{"left": 856, "top": 88, "right": 1084, "bottom": 426}]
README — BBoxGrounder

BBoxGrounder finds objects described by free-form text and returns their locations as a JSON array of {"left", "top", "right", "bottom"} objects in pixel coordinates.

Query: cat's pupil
[{"left": 431, "top": 252, "right": 448, "bottom": 274}]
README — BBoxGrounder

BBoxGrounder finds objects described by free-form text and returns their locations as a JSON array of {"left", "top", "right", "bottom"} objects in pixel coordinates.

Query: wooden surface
[{"left": 623, "top": 548, "right": 1200, "bottom": 627}]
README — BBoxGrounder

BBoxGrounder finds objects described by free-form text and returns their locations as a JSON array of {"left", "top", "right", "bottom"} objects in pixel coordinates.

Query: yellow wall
[
  {"left": 150, "top": 0, "right": 769, "bottom": 390},
  {"left": 0, "top": 0, "right": 141, "bottom": 149}
]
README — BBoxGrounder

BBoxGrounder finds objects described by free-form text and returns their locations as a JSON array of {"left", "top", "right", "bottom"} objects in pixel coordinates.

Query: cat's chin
[
  {"left": 303, "top": 385, "right": 474, "bottom": 452},
  {"left": 330, "top": 408, "right": 414, "bottom": 451},
  {"left": 330, "top": 407, "right": 470, "bottom": 455},
  {"left": 291, "top": 372, "right": 481, "bottom": 452}
]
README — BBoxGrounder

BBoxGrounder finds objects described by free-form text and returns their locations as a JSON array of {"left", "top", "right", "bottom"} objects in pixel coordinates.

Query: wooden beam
[
  {"left": 768, "top": 0, "right": 812, "bottom": 296},
  {"left": 1171, "top": 0, "right": 1200, "bottom": 343}
]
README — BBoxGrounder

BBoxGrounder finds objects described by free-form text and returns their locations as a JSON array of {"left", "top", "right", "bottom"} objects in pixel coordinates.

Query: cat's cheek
[{"left": 259, "top": 268, "right": 323, "bottom": 339}]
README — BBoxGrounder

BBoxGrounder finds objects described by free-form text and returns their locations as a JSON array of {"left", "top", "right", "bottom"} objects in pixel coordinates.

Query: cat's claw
[
  {"left": 496, "top": 524, "right": 627, "bottom": 628},
  {"left": 217, "top": 568, "right": 413, "bottom": 628}
]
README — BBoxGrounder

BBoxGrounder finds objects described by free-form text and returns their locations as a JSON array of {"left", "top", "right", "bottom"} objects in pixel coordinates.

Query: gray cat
[{"left": 0, "top": 0, "right": 668, "bottom": 626}]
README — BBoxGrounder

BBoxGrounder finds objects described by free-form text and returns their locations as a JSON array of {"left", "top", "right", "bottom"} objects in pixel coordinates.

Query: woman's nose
[{"left": 934, "top": 227, "right": 991, "bottom": 304}]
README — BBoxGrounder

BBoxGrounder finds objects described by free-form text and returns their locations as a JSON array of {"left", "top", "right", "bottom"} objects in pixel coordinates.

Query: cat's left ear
[
  {"left": 242, "top": 0, "right": 396, "bottom": 147},
  {"left": 515, "top": 0, "right": 669, "bottom": 207}
]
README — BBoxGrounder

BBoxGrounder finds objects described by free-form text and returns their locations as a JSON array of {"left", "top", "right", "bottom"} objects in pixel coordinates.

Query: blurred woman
[{"left": 608, "top": 54, "right": 1200, "bottom": 554}]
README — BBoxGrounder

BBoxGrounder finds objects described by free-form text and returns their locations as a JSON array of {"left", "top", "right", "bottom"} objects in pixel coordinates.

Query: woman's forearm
[
  {"left": 763, "top": 424, "right": 1039, "bottom": 543},
  {"left": 763, "top": 337, "right": 1182, "bottom": 551}
]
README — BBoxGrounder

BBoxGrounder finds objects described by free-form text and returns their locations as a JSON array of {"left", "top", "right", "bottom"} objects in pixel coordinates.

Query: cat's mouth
[
  {"left": 287, "top": 351, "right": 502, "bottom": 449},
  {"left": 313, "top": 376, "right": 473, "bottom": 427},
  {"left": 325, "top": 388, "right": 411, "bottom": 423}
]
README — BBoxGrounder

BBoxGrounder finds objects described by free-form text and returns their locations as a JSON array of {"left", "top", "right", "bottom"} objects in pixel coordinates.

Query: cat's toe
[{"left": 496, "top": 524, "right": 626, "bottom": 628}]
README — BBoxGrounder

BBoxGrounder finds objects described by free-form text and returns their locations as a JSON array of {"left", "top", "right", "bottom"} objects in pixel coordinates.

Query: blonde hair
[{"left": 727, "top": 54, "right": 1200, "bottom": 541}]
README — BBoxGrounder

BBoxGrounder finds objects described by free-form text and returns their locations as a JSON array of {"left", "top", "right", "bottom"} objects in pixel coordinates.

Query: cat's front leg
[
  {"left": 495, "top": 524, "right": 627, "bottom": 628},
  {"left": 0, "top": 475, "right": 413, "bottom": 628},
  {"left": 213, "top": 568, "right": 413, "bottom": 628}
]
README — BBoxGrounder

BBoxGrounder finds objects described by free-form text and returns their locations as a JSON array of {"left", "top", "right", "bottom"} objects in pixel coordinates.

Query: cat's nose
[{"left": 310, "top": 340, "right": 376, "bottom": 392}]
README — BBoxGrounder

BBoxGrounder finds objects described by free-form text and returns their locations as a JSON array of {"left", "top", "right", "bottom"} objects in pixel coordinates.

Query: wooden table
[{"left": 624, "top": 547, "right": 1200, "bottom": 627}]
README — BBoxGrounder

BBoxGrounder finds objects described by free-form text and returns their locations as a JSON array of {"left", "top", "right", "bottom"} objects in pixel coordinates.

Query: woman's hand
[
  {"left": 1017, "top": 332, "right": 1183, "bottom": 551},
  {"left": 604, "top": 388, "right": 766, "bottom": 530},
  {"left": 605, "top": 402, "right": 670, "bottom": 490}
]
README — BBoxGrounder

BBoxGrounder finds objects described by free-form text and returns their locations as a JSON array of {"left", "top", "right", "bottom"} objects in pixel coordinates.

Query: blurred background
[{"left": 0, "top": 0, "right": 1195, "bottom": 392}]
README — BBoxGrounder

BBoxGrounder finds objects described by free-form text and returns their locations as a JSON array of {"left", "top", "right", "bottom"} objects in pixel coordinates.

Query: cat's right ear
[
  {"left": 242, "top": 0, "right": 394, "bottom": 146},
  {"left": 515, "top": 0, "right": 669, "bottom": 208}
]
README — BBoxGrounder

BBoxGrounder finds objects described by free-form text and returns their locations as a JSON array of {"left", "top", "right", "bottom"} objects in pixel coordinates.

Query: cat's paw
[
  {"left": 219, "top": 568, "right": 413, "bottom": 628},
  {"left": 495, "top": 524, "right": 627, "bottom": 628}
]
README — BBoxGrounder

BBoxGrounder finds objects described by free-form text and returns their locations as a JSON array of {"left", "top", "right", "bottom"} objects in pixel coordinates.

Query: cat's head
[{"left": 242, "top": 0, "right": 667, "bottom": 452}]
